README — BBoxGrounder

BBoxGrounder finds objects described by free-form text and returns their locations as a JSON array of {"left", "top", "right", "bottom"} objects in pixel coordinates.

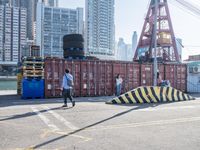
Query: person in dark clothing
[{"left": 61, "top": 69, "right": 75, "bottom": 107}]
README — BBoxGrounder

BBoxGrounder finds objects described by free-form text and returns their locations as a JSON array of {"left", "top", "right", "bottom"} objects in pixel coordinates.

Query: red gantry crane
[{"left": 134, "top": 0, "right": 180, "bottom": 63}]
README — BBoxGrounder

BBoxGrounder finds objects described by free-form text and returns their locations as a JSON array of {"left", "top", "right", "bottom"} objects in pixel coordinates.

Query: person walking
[
  {"left": 61, "top": 69, "right": 75, "bottom": 107},
  {"left": 115, "top": 74, "right": 123, "bottom": 96}
]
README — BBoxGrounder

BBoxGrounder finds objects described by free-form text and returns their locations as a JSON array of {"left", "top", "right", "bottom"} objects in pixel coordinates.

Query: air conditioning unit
[
  {"left": 189, "top": 66, "right": 200, "bottom": 73},
  {"left": 193, "top": 66, "right": 199, "bottom": 73}
]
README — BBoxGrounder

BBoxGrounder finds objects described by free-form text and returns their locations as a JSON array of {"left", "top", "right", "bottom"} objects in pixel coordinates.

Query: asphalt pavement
[{"left": 0, "top": 93, "right": 200, "bottom": 150}]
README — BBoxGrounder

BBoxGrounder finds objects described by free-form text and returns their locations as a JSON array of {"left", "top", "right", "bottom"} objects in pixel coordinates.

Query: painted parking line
[
  {"left": 31, "top": 107, "right": 61, "bottom": 132},
  {"left": 85, "top": 116, "right": 200, "bottom": 132},
  {"left": 31, "top": 106, "right": 90, "bottom": 141},
  {"left": 137, "top": 105, "right": 198, "bottom": 111},
  {"left": 42, "top": 106, "right": 78, "bottom": 130}
]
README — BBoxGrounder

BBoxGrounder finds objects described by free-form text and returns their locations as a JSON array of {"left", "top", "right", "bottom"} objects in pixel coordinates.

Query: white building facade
[
  {"left": 85, "top": 0, "right": 115, "bottom": 60},
  {"left": 176, "top": 38, "right": 183, "bottom": 62},
  {"left": 0, "top": 5, "right": 26, "bottom": 62},
  {"left": 43, "top": 0, "right": 58, "bottom": 7},
  {"left": 116, "top": 38, "right": 132, "bottom": 61},
  {"left": 36, "top": 2, "right": 83, "bottom": 57}
]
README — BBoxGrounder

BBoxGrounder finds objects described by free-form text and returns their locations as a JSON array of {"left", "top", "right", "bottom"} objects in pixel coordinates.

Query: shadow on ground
[{"left": 0, "top": 95, "right": 115, "bottom": 107}]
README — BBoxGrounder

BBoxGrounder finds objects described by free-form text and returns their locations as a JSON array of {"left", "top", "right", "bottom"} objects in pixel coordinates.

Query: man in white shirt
[{"left": 61, "top": 69, "right": 75, "bottom": 107}]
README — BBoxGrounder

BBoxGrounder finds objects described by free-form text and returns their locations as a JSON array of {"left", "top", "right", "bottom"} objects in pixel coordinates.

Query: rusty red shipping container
[
  {"left": 158, "top": 64, "right": 165, "bottom": 81},
  {"left": 112, "top": 62, "right": 140, "bottom": 93},
  {"left": 140, "top": 64, "right": 153, "bottom": 86},
  {"left": 44, "top": 58, "right": 187, "bottom": 98},
  {"left": 80, "top": 61, "right": 97, "bottom": 96},
  {"left": 176, "top": 64, "right": 187, "bottom": 92},
  {"left": 45, "top": 58, "right": 63, "bottom": 98},
  {"left": 113, "top": 62, "right": 127, "bottom": 94},
  {"left": 97, "top": 61, "right": 113, "bottom": 96},
  {"left": 164, "top": 63, "right": 187, "bottom": 92},
  {"left": 125, "top": 63, "right": 140, "bottom": 91}
]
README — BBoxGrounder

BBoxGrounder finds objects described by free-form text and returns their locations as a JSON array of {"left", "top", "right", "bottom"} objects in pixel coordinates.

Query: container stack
[
  {"left": 44, "top": 58, "right": 187, "bottom": 98},
  {"left": 20, "top": 57, "right": 45, "bottom": 99}
]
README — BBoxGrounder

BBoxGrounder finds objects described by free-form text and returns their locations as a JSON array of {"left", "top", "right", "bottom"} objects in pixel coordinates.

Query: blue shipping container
[{"left": 22, "top": 79, "right": 44, "bottom": 99}]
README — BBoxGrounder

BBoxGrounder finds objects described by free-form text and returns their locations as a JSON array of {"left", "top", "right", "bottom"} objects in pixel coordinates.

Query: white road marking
[
  {"left": 31, "top": 107, "right": 60, "bottom": 132},
  {"left": 86, "top": 116, "right": 200, "bottom": 131},
  {"left": 42, "top": 106, "right": 78, "bottom": 130},
  {"left": 137, "top": 105, "right": 196, "bottom": 111},
  {"left": 31, "top": 106, "right": 90, "bottom": 141}
]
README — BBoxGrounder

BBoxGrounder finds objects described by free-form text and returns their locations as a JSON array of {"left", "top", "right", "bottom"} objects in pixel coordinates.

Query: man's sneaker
[
  {"left": 62, "top": 104, "right": 68, "bottom": 107},
  {"left": 72, "top": 101, "right": 75, "bottom": 107}
]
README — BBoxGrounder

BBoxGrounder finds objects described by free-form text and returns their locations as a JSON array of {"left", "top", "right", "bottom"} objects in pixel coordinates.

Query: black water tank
[
  {"left": 63, "top": 34, "right": 85, "bottom": 59},
  {"left": 63, "top": 34, "right": 84, "bottom": 43}
]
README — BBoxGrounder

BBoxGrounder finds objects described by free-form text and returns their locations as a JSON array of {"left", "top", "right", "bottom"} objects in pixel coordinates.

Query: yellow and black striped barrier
[{"left": 106, "top": 86, "right": 195, "bottom": 104}]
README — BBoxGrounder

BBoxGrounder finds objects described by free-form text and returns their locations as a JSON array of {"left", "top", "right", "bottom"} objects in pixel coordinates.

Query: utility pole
[{"left": 153, "top": 0, "right": 158, "bottom": 86}]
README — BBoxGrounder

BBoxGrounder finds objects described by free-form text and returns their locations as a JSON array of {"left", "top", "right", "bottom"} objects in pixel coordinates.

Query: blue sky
[{"left": 59, "top": 0, "right": 200, "bottom": 60}]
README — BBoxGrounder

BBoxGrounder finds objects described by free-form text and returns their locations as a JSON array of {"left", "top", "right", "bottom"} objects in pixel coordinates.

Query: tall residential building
[
  {"left": 116, "top": 38, "right": 132, "bottom": 61},
  {"left": 36, "top": 2, "right": 83, "bottom": 57},
  {"left": 132, "top": 31, "right": 137, "bottom": 58},
  {"left": 0, "top": 5, "right": 26, "bottom": 62},
  {"left": 7, "top": 0, "right": 35, "bottom": 41},
  {"left": 0, "top": 0, "right": 9, "bottom": 5},
  {"left": 85, "top": 0, "right": 115, "bottom": 59},
  {"left": 2, "top": 0, "right": 57, "bottom": 41},
  {"left": 116, "top": 38, "right": 127, "bottom": 61},
  {"left": 176, "top": 38, "right": 183, "bottom": 62},
  {"left": 127, "top": 44, "right": 132, "bottom": 61},
  {"left": 0, "top": 5, "right": 4, "bottom": 61}
]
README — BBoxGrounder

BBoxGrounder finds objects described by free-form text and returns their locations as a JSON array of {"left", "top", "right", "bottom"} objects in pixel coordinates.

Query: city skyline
[{"left": 59, "top": 0, "right": 200, "bottom": 60}]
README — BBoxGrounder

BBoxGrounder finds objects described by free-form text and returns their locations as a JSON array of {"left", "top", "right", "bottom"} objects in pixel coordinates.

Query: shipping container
[
  {"left": 113, "top": 62, "right": 127, "bottom": 93},
  {"left": 44, "top": 58, "right": 63, "bottom": 98},
  {"left": 44, "top": 58, "right": 187, "bottom": 98},
  {"left": 125, "top": 63, "right": 140, "bottom": 91},
  {"left": 164, "top": 63, "right": 187, "bottom": 92},
  {"left": 141, "top": 64, "right": 153, "bottom": 86},
  {"left": 176, "top": 64, "right": 187, "bottom": 92},
  {"left": 164, "top": 64, "right": 176, "bottom": 87},
  {"left": 80, "top": 61, "right": 96, "bottom": 96},
  {"left": 97, "top": 61, "right": 113, "bottom": 96},
  {"left": 65, "top": 60, "right": 81, "bottom": 97}
]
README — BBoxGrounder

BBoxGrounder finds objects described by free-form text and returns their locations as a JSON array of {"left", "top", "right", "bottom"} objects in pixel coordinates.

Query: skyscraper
[
  {"left": 2, "top": 0, "right": 58, "bottom": 41},
  {"left": 132, "top": 31, "right": 137, "bottom": 58},
  {"left": 0, "top": 0, "right": 9, "bottom": 6},
  {"left": 0, "top": 5, "right": 26, "bottom": 62},
  {"left": 6, "top": 0, "right": 35, "bottom": 41},
  {"left": 85, "top": 0, "right": 115, "bottom": 59},
  {"left": 116, "top": 38, "right": 132, "bottom": 61},
  {"left": 116, "top": 38, "right": 127, "bottom": 61},
  {"left": 176, "top": 38, "right": 183, "bottom": 62},
  {"left": 36, "top": 2, "right": 83, "bottom": 57}
]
